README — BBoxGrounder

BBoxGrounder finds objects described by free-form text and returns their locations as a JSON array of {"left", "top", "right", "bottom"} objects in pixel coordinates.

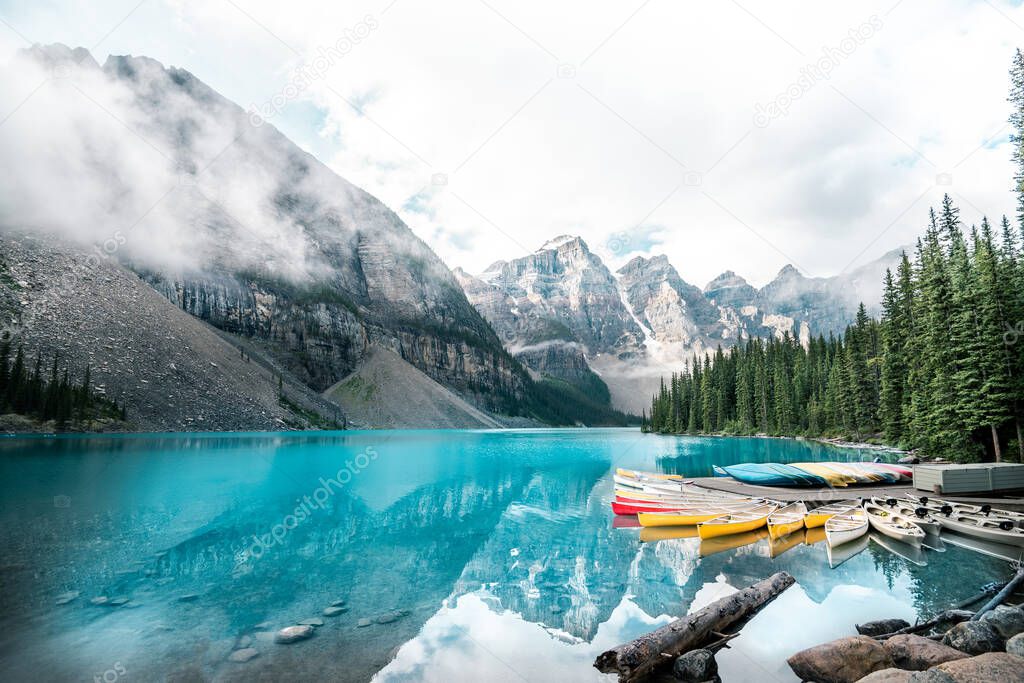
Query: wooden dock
[{"left": 690, "top": 476, "right": 1024, "bottom": 512}]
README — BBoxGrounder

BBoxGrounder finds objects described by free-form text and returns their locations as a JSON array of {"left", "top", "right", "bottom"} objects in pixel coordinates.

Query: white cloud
[{"left": 2, "top": 0, "right": 1022, "bottom": 287}]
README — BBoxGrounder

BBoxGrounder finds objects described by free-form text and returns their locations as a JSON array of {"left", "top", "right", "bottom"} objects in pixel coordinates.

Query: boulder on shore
[
  {"left": 857, "top": 618, "right": 912, "bottom": 637},
  {"left": 853, "top": 669, "right": 912, "bottom": 683},
  {"left": 787, "top": 636, "right": 895, "bottom": 683},
  {"left": 931, "top": 652, "right": 1024, "bottom": 681},
  {"left": 1007, "top": 632, "right": 1024, "bottom": 657},
  {"left": 940, "top": 621, "right": 1004, "bottom": 655},
  {"left": 979, "top": 604, "right": 1024, "bottom": 639},
  {"left": 274, "top": 625, "right": 314, "bottom": 644},
  {"left": 672, "top": 649, "right": 718, "bottom": 682},
  {"left": 882, "top": 634, "right": 968, "bottom": 671}
]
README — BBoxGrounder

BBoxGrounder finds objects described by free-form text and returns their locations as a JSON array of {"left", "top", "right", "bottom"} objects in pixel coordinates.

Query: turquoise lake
[{"left": 0, "top": 428, "right": 1016, "bottom": 682}]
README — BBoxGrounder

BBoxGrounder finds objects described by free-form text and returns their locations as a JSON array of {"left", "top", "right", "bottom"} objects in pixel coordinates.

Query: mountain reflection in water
[{"left": 0, "top": 429, "right": 1011, "bottom": 682}]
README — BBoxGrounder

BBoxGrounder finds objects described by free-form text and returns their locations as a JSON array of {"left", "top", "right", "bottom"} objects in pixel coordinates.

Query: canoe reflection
[
  {"left": 699, "top": 528, "right": 769, "bottom": 557},
  {"left": 769, "top": 529, "right": 806, "bottom": 558},
  {"left": 639, "top": 525, "right": 700, "bottom": 542}
]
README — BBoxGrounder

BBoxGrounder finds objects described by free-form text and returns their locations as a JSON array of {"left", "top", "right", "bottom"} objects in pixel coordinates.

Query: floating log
[
  {"left": 971, "top": 567, "right": 1024, "bottom": 621},
  {"left": 593, "top": 571, "right": 795, "bottom": 682},
  {"left": 874, "top": 610, "right": 974, "bottom": 640}
]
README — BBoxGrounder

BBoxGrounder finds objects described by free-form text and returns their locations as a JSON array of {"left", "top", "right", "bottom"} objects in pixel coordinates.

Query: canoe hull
[
  {"left": 768, "top": 518, "right": 804, "bottom": 540},
  {"left": 698, "top": 514, "right": 770, "bottom": 539}
]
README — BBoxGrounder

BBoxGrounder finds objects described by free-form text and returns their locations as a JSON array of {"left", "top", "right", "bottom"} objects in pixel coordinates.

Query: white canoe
[
  {"left": 863, "top": 502, "right": 925, "bottom": 548},
  {"left": 905, "top": 494, "right": 1024, "bottom": 528},
  {"left": 826, "top": 531, "right": 869, "bottom": 567},
  {"left": 825, "top": 507, "right": 869, "bottom": 548},
  {"left": 932, "top": 511, "right": 1024, "bottom": 547},
  {"left": 870, "top": 497, "right": 941, "bottom": 535}
]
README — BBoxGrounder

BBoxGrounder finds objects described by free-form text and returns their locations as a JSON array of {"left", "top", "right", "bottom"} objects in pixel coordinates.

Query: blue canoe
[{"left": 713, "top": 463, "right": 827, "bottom": 487}]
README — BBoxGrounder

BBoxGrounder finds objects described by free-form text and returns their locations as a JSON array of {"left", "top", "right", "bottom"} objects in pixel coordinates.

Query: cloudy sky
[{"left": 1, "top": 0, "right": 1023, "bottom": 287}]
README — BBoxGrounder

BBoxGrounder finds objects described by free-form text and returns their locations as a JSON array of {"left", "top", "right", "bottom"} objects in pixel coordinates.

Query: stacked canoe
[{"left": 714, "top": 461, "right": 912, "bottom": 487}]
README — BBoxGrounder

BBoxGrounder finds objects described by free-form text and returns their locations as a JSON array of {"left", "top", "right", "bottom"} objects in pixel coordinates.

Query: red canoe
[{"left": 611, "top": 500, "right": 690, "bottom": 515}]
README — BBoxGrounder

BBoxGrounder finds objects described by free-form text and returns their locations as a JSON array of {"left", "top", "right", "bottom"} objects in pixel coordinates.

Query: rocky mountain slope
[
  {"left": 0, "top": 232, "right": 340, "bottom": 431},
  {"left": 457, "top": 236, "right": 903, "bottom": 413},
  {"left": 323, "top": 346, "right": 513, "bottom": 429},
  {"left": 3, "top": 44, "right": 599, "bottom": 428}
]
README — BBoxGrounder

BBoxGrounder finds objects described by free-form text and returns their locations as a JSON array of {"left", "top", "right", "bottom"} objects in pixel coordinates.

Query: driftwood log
[
  {"left": 594, "top": 571, "right": 795, "bottom": 682},
  {"left": 971, "top": 566, "right": 1024, "bottom": 621},
  {"left": 873, "top": 609, "right": 975, "bottom": 640}
]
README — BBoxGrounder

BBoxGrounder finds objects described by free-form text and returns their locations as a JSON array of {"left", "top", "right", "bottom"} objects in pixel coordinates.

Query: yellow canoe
[
  {"left": 638, "top": 508, "right": 749, "bottom": 526},
  {"left": 616, "top": 468, "right": 683, "bottom": 481},
  {"left": 804, "top": 500, "right": 860, "bottom": 528},
  {"left": 767, "top": 501, "right": 807, "bottom": 541},
  {"left": 792, "top": 462, "right": 853, "bottom": 487},
  {"left": 697, "top": 504, "right": 778, "bottom": 539}
]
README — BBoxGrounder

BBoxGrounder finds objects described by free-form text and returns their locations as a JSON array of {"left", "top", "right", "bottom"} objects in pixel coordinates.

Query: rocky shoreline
[{"left": 788, "top": 597, "right": 1024, "bottom": 682}]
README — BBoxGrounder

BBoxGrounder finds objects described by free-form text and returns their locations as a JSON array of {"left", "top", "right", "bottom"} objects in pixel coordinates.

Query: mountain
[
  {"left": 0, "top": 44, "right": 625, "bottom": 429},
  {"left": 458, "top": 237, "right": 904, "bottom": 414}
]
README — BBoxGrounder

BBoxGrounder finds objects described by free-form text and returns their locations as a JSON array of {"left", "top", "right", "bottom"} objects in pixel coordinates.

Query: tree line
[
  {"left": 643, "top": 51, "right": 1024, "bottom": 462},
  {"left": 0, "top": 341, "right": 126, "bottom": 427}
]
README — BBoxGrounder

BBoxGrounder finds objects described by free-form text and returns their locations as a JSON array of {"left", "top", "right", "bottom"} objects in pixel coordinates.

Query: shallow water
[{"left": 0, "top": 429, "right": 1013, "bottom": 682}]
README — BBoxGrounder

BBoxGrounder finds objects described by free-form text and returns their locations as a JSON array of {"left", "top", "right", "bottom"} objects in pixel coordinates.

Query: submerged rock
[
  {"left": 672, "top": 649, "right": 718, "bottom": 682},
  {"left": 854, "top": 669, "right": 912, "bottom": 683},
  {"left": 177, "top": 593, "right": 200, "bottom": 603},
  {"left": 330, "top": 599, "right": 347, "bottom": 607},
  {"left": 89, "top": 597, "right": 109, "bottom": 606},
  {"left": 787, "top": 636, "right": 895, "bottom": 683},
  {"left": 274, "top": 625, "right": 314, "bottom": 644},
  {"left": 857, "top": 619, "right": 911, "bottom": 637},
  {"left": 356, "top": 618, "right": 372, "bottom": 628},
  {"left": 323, "top": 606, "right": 347, "bottom": 617},
  {"left": 108, "top": 597, "right": 130, "bottom": 606},
  {"left": 931, "top": 652, "right": 1024, "bottom": 681},
  {"left": 882, "top": 634, "right": 968, "bottom": 671},
  {"left": 979, "top": 605, "right": 1024, "bottom": 639},
  {"left": 235, "top": 635, "right": 252, "bottom": 649},
  {"left": 228, "top": 648, "right": 259, "bottom": 662},
  {"left": 941, "top": 621, "right": 1004, "bottom": 655},
  {"left": 55, "top": 591, "right": 79, "bottom": 605},
  {"left": 298, "top": 617, "right": 324, "bottom": 627}
]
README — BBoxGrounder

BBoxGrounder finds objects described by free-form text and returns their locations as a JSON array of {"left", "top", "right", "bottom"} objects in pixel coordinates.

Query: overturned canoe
[
  {"left": 792, "top": 462, "right": 854, "bottom": 487},
  {"left": 697, "top": 503, "right": 779, "bottom": 539},
  {"left": 714, "top": 463, "right": 826, "bottom": 487}
]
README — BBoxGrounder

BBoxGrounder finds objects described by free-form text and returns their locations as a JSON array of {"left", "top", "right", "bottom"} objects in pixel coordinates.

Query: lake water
[{"left": 0, "top": 428, "right": 1015, "bottom": 682}]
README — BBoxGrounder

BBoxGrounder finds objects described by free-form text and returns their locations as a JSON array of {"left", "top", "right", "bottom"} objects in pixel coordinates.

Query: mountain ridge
[{"left": 457, "top": 235, "right": 904, "bottom": 413}]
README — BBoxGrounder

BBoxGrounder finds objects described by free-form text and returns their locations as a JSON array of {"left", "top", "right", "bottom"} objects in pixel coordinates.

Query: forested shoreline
[{"left": 642, "top": 53, "right": 1024, "bottom": 462}]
